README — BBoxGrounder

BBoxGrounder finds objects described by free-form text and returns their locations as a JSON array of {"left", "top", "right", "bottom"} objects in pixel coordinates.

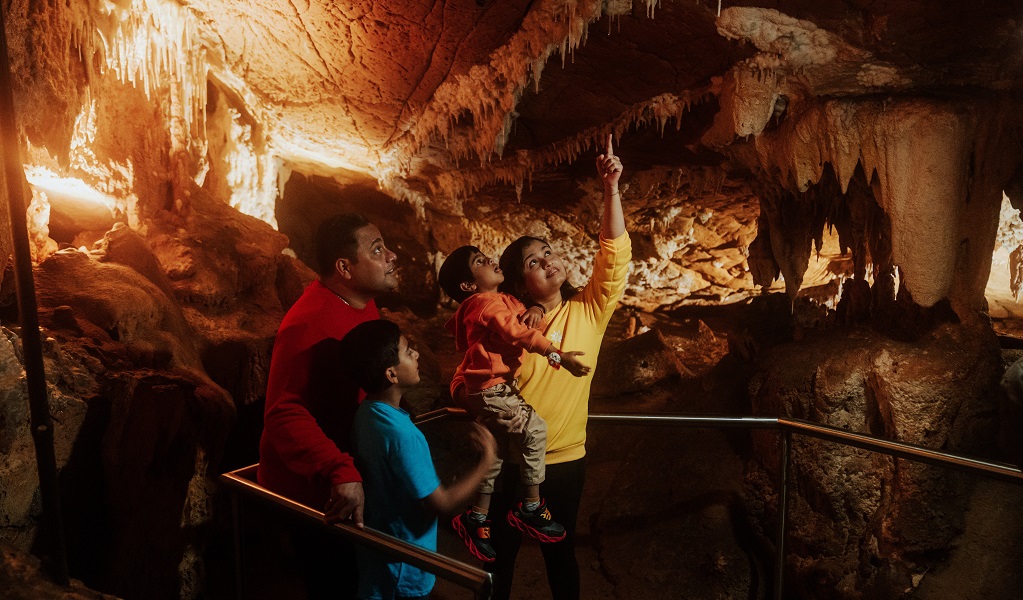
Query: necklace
[{"left": 327, "top": 286, "right": 353, "bottom": 306}]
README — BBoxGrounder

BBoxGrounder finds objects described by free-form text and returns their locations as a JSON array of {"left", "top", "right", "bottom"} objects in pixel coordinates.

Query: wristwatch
[{"left": 548, "top": 351, "right": 562, "bottom": 369}]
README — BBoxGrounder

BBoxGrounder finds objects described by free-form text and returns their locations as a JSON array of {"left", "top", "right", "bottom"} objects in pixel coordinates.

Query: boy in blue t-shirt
[{"left": 342, "top": 319, "right": 497, "bottom": 600}]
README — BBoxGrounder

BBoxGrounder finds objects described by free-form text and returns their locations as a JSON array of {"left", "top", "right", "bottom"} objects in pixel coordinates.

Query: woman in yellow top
[{"left": 488, "top": 134, "right": 632, "bottom": 600}]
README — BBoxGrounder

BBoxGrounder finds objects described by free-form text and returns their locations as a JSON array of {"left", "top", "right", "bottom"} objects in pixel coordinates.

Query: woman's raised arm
[{"left": 596, "top": 133, "right": 625, "bottom": 240}]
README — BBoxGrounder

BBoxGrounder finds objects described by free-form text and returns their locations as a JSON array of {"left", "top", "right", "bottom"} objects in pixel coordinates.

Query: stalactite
[
  {"left": 429, "top": 87, "right": 711, "bottom": 201},
  {"left": 386, "top": 0, "right": 610, "bottom": 174},
  {"left": 87, "top": 0, "right": 208, "bottom": 156},
  {"left": 737, "top": 92, "right": 1023, "bottom": 322},
  {"left": 741, "top": 97, "right": 1023, "bottom": 309},
  {"left": 643, "top": 0, "right": 660, "bottom": 20}
]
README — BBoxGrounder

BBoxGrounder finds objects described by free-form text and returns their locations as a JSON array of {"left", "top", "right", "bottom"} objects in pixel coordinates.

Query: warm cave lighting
[
  {"left": 985, "top": 193, "right": 1023, "bottom": 317},
  {"left": 98, "top": 0, "right": 206, "bottom": 142},
  {"left": 24, "top": 166, "right": 120, "bottom": 249},
  {"left": 24, "top": 166, "right": 118, "bottom": 214}
]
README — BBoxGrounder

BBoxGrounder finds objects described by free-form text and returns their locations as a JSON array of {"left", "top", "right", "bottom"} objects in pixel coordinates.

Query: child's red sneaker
[
  {"left": 452, "top": 510, "right": 497, "bottom": 562},
  {"left": 506, "top": 500, "right": 566, "bottom": 543}
]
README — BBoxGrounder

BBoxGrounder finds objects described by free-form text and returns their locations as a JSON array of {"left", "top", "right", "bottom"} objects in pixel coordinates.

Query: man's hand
[
  {"left": 560, "top": 351, "right": 591, "bottom": 378},
  {"left": 324, "top": 481, "right": 365, "bottom": 528}
]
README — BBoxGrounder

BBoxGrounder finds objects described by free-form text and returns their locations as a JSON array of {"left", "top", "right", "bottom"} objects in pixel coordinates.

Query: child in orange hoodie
[{"left": 439, "top": 246, "right": 590, "bottom": 562}]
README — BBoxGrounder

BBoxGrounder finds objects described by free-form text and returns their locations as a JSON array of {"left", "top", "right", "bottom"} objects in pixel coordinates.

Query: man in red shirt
[{"left": 258, "top": 212, "right": 397, "bottom": 598}]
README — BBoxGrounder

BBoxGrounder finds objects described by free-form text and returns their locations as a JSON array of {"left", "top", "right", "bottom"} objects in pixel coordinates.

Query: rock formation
[{"left": 2, "top": 1, "right": 1023, "bottom": 598}]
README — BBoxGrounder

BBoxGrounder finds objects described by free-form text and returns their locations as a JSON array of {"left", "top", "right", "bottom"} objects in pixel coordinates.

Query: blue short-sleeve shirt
[{"left": 353, "top": 400, "right": 441, "bottom": 600}]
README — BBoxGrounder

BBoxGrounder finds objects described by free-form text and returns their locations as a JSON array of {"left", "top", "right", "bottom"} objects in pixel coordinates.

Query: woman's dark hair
[
  {"left": 338, "top": 319, "right": 402, "bottom": 394},
  {"left": 437, "top": 245, "right": 480, "bottom": 303},
  {"left": 498, "top": 236, "right": 577, "bottom": 302},
  {"left": 314, "top": 212, "right": 370, "bottom": 276}
]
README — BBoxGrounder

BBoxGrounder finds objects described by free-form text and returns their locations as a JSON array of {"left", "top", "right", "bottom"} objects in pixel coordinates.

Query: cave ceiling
[
  {"left": 182, "top": 0, "right": 1023, "bottom": 194},
  {"left": 5, "top": 0, "right": 1023, "bottom": 313}
]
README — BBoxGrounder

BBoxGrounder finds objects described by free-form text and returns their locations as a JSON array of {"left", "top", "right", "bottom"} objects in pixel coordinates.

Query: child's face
[
  {"left": 469, "top": 250, "right": 504, "bottom": 293},
  {"left": 393, "top": 335, "right": 421, "bottom": 386}
]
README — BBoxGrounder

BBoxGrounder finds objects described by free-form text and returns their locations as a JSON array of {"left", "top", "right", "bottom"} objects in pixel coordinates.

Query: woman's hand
[
  {"left": 519, "top": 305, "right": 545, "bottom": 328},
  {"left": 560, "top": 351, "right": 592, "bottom": 378},
  {"left": 597, "top": 133, "right": 626, "bottom": 239},
  {"left": 596, "top": 133, "right": 623, "bottom": 191}
]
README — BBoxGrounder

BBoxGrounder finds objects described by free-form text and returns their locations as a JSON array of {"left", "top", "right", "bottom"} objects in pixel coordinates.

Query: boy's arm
[
  {"left": 423, "top": 423, "right": 497, "bottom": 515},
  {"left": 480, "top": 300, "right": 592, "bottom": 377},
  {"left": 478, "top": 299, "right": 553, "bottom": 356}
]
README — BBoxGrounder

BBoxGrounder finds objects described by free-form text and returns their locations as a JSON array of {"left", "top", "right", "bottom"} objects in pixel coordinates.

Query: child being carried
[{"left": 439, "top": 246, "right": 590, "bottom": 563}]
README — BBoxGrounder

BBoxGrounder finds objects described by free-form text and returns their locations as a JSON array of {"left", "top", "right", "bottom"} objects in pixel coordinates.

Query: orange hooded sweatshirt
[{"left": 446, "top": 292, "right": 553, "bottom": 396}]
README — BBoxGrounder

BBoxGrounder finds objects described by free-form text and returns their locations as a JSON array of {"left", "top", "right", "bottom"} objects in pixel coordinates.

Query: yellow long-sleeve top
[{"left": 518, "top": 231, "right": 631, "bottom": 465}]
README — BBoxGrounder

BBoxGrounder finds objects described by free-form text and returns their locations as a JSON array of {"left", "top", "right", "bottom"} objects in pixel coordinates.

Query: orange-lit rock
[
  {"left": 3, "top": 1, "right": 1023, "bottom": 598},
  {"left": 747, "top": 322, "right": 1000, "bottom": 598}
]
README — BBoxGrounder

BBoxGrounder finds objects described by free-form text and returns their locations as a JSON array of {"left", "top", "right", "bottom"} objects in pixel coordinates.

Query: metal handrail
[
  {"left": 589, "top": 413, "right": 779, "bottom": 430},
  {"left": 588, "top": 413, "right": 1023, "bottom": 483},
  {"left": 413, "top": 406, "right": 472, "bottom": 426},
  {"left": 777, "top": 417, "right": 1023, "bottom": 484},
  {"left": 588, "top": 411, "right": 1023, "bottom": 600},
  {"left": 224, "top": 410, "right": 1022, "bottom": 600},
  {"left": 219, "top": 464, "right": 492, "bottom": 600}
]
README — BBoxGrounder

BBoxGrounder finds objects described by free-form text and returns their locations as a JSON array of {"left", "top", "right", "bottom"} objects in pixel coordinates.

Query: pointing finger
[{"left": 606, "top": 133, "right": 614, "bottom": 158}]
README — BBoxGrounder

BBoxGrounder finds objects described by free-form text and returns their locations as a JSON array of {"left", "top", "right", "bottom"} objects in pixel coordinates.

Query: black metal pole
[
  {"left": 232, "top": 491, "right": 244, "bottom": 600},
  {"left": 0, "top": 1, "right": 70, "bottom": 586},
  {"left": 773, "top": 431, "right": 790, "bottom": 600}
]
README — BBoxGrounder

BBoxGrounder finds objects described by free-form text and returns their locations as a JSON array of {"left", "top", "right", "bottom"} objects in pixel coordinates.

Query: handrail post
[
  {"left": 0, "top": 1, "right": 69, "bottom": 586},
  {"left": 478, "top": 572, "right": 492, "bottom": 600},
  {"left": 773, "top": 430, "right": 790, "bottom": 600},
  {"left": 232, "top": 490, "right": 244, "bottom": 600}
]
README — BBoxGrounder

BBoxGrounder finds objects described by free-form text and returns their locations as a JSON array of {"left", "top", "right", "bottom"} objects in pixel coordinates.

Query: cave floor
[{"left": 908, "top": 479, "right": 1023, "bottom": 600}]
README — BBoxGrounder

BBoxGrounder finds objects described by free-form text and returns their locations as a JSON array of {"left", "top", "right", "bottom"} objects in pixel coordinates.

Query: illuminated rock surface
[{"left": 2, "top": 1, "right": 1023, "bottom": 599}]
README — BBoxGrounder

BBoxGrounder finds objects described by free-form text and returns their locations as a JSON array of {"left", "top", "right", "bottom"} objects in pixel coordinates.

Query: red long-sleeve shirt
[
  {"left": 257, "top": 280, "right": 378, "bottom": 508},
  {"left": 446, "top": 292, "right": 552, "bottom": 397}
]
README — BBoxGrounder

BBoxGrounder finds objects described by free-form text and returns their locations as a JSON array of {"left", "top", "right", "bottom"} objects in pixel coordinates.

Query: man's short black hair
[
  {"left": 315, "top": 212, "right": 371, "bottom": 276},
  {"left": 339, "top": 320, "right": 402, "bottom": 395},
  {"left": 438, "top": 245, "right": 480, "bottom": 303}
]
